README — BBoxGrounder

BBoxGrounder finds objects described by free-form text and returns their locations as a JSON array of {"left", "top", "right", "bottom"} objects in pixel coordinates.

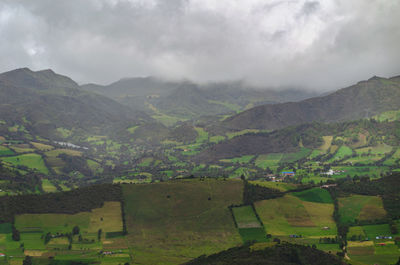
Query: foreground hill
[
  {"left": 185, "top": 242, "right": 348, "bottom": 265},
  {"left": 219, "top": 75, "right": 400, "bottom": 131},
  {"left": 0, "top": 68, "right": 150, "bottom": 139}
]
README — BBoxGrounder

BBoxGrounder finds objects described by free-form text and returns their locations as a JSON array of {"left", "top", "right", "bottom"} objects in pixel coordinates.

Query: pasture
[
  {"left": 122, "top": 179, "right": 243, "bottom": 265},
  {"left": 238, "top": 228, "right": 267, "bottom": 243},
  {"left": 220, "top": 155, "right": 254, "bottom": 164},
  {"left": 280, "top": 148, "right": 311, "bottom": 163},
  {"left": 319, "top": 136, "right": 333, "bottom": 151},
  {"left": 41, "top": 179, "right": 57, "bottom": 193},
  {"left": 0, "top": 146, "right": 14, "bottom": 156},
  {"left": 329, "top": 146, "right": 353, "bottom": 162},
  {"left": 30, "top": 142, "right": 54, "bottom": 151},
  {"left": 338, "top": 195, "right": 387, "bottom": 225},
  {"left": 249, "top": 180, "right": 298, "bottom": 192},
  {"left": 292, "top": 188, "right": 333, "bottom": 204},
  {"left": 254, "top": 195, "right": 337, "bottom": 237},
  {"left": 254, "top": 154, "right": 283, "bottom": 169},
  {"left": 232, "top": 206, "right": 261, "bottom": 228},
  {"left": 0, "top": 153, "right": 48, "bottom": 174}
]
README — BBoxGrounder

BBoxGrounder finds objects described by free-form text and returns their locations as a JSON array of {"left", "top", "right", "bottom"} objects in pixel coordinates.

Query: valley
[{"left": 0, "top": 68, "right": 400, "bottom": 265}]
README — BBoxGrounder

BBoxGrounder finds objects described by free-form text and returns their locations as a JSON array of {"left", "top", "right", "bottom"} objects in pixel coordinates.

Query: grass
[
  {"left": 292, "top": 188, "right": 333, "bottom": 204},
  {"left": 45, "top": 149, "right": 82, "bottom": 157},
  {"left": 355, "top": 143, "right": 392, "bottom": 155},
  {"left": 249, "top": 181, "right": 298, "bottom": 192},
  {"left": 88, "top": 201, "right": 123, "bottom": 233},
  {"left": 338, "top": 195, "right": 387, "bottom": 225},
  {"left": 9, "top": 146, "right": 35, "bottom": 153},
  {"left": 41, "top": 179, "right": 57, "bottom": 193},
  {"left": 280, "top": 148, "right": 311, "bottom": 163},
  {"left": 362, "top": 224, "right": 393, "bottom": 239},
  {"left": 255, "top": 154, "right": 283, "bottom": 169},
  {"left": 232, "top": 206, "right": 261, "bottom": 228},
  {"left": 319, "top": 136, "right": 333, "bottom": 151},
  {"left": 30, "top": 142, "right": 54, "bottom": 151},
  {"left": 194, "top": 127, "right": 208, "bottom": 143},
  {"left": 15, "top": 212, "right": 91, "bottom": 234},
  {"left": 254, "top": 195, "right": 337, "bottom": 237},
  {"left": 347, "top": 226, "right": 366, "bottom": 239},
  {"left": 226, "top": 129, "right": 261, "bottom": 139},
  {"left": 0, "top": 146, "right": 14, "bottom": 156},
  {"left": 384, "top": 148, "right": 400, "bottom": 166},
  {"left": 220, "top": 155, "right": 254, "bottom": 164},
  {"left": 238, "top": 228, "right": 267, "bottom": 243},
  {"left": 122, "top": 179, "right": 243, "bottom": 265},
  {"left": 0, "top": 153, "right": 49, "bottom": 174},
  {"left": 329, "top": 146, "right": 353, "bottom": 162},
  {"left": 138, "top": 157, "right": 153, "bottom": 167},
  {"left": 209, "top": 135, "right": 225, "bottom": 144}
]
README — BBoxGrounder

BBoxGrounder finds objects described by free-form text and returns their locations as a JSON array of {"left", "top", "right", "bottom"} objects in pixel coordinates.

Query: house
[
  {"left": 378, "top": 243, "right": 386, "bottom": 246},
  {"left": 320, "top": 184, "right": 337, "bottom": 189},
  {"left": 0, "top": 253, "right": 5, "bottom": 257},
  {"left": 281, "top": 171, "right": 295, "bottom": 177}
]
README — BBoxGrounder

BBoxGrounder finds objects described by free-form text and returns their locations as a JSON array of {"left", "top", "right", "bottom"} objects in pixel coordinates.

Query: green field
[
  {"left": 122, "top": 179, "right": 243, "bottom": 265},
  {"left": 41, "top": 179, "right": 57, "bottom": 193},
  {"left": 292, "top": 188, "right": 333, "bottom": 204},
  {"left": 329, "top": 146, "right": 353, "bottom": 162},
  {"left": 384, "top": 148, "right": 400, "bottom": 166},
  {"left": 0, "top": 146, "right": 14, "bottom": 156},
  {"left": 338, "top": 195, "right": 387, "bottom": 225},
  {"left": 249, "top": 180, "right": 298, "bottom": 192},
  {"left": 238, "top": 228, "right": 267, "bottom": 243},
  {"left": 138, "top": 157, "right": 153, "bottom": 167},
  {"left": 355, "top": 144, "right": 392, "bottom": 155},
  {"left": 280, "top": 148, "right": 311, "bottom": 163},
  {"left": 220, "top": 155, "right": 254, "bottom": 164},
  {"left": 0, "top": 153, "right": 48, "bottom": 174},
  {"left": 254, "top": 195, "right": 337, "bottom": 237},
  {"left": 232, "top": 206, "right": 261, "bottom": 228},
  {"left": 255, "top": 154, "right": 283, "bottom": 169}
]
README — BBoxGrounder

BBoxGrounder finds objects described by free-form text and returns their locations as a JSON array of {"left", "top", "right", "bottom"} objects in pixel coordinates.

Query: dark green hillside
[
  {"left": 0, "top": 68, "right": 151, "bottom": 139},
  {"left": 198, "top": 118, "right": 400, "bottom": 161},
  {"left": 0, "top": 184, "right": 122, "bottom": 222},
  {"left": 220, "top": 75, "right": 400, "bottom": 131},
  {"left": 185, "top": 242, "right": 348, "bottom": 265}
]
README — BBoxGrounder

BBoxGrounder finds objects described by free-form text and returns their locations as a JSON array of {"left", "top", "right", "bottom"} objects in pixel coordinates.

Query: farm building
[{"left": 281, "top": 171, "right": 295, "bottom": 176}]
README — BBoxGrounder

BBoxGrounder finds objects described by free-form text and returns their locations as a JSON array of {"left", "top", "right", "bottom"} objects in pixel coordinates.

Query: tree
[
  {"left": 23, "top": 256, "right": 32, "bottom": 265},
  {"left": 98, "top": 229, "right": 102, "bottom": 241},
  {"left": 72, "top": 225, "right": 80, "bottom": 235},
  {"left": 12, "top": 227, "right": 20, "bottom": 241}
]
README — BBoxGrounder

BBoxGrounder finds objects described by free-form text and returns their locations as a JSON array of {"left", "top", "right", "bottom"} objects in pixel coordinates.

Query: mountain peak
[{"left": 368, "top": 75, "right": 384, "bottom": 81}]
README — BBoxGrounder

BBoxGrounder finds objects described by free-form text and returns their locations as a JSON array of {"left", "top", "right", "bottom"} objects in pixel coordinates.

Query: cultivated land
[
  {"left": 122, "top": 179, "right": 243, "bottom": 265},
  {"left": 338, "top": 195, "right": 387, "bottom": 225},
  {"left": 2, "top": 202, "right": 126, "bottom": 264},
  {"left": 255, "top": 195, "right": 337, "bottom": 236}
]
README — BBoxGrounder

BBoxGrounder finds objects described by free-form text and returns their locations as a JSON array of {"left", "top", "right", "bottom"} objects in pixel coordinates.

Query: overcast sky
[{"left": 0, "top": 0, "right": 399, "bottom": 91}]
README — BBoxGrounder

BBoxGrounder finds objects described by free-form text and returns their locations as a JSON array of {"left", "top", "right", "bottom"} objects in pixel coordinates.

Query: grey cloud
[{"left": 0, "top": 0, "right": 399, "bottom": 91}]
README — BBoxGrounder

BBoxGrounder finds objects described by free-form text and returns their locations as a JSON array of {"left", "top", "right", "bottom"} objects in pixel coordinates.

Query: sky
[{"left": 0, "top": 0, "right": 399, "bottom": 91}]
